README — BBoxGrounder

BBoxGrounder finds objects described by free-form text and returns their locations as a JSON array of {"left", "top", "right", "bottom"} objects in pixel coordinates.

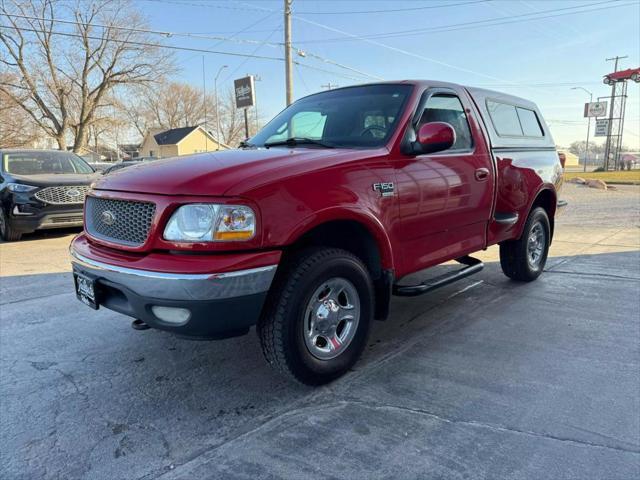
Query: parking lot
[{"left": 1, "top": 183, "right": 639, "bottom": 479}]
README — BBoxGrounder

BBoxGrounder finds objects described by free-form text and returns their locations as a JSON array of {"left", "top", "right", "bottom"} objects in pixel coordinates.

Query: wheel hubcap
[
  {"left": 527, "top": 221, "right": 545, "bottom": 268},
  {"left": 304, "top": 277, "right": 360, "bottom": 360}
]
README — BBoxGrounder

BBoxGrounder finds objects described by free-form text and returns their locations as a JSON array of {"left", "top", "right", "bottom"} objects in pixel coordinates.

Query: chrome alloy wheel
[
  {"left": 527, "top": 221, "right": 546, "bottom": 268},
  {"left": 303, "top": 277, "right": 360, "bottom": 360}
]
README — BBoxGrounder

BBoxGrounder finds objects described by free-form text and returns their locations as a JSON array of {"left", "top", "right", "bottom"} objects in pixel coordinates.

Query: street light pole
[
  {"left": 572, "top": 86, "right": 593, "bottom": 173},
  {"left": 214, "top": 65, "right": 228, "bottom": 151}
]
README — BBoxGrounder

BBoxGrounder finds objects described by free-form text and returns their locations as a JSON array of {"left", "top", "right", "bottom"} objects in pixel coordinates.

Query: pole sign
[
  {"left": 234, "top": 76, "right": 255, "bottom": 109},
  {"left": 594, "top": 119, "right": 609, "bottom": 137},
  {"left": 584, "top": 101, "right": 608, "bottom": 118}
]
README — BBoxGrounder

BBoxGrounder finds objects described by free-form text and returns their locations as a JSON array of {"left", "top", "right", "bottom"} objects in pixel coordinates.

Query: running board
[{"left": 392, "top": 256, "right": 484, "bottom": 297}]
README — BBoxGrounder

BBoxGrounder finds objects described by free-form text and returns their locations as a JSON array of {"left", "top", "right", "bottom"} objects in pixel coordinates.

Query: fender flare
[
  {"left": 283, "top": 206, "right": 396, "bottom": 271},
  {"left": 516, "top": 185, "right": 557, "bottom": 239}
]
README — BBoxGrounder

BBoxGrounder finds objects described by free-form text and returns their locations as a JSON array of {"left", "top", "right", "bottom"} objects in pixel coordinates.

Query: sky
[{"left": 140, "top": 0, "right": 640, "bottom": 149}]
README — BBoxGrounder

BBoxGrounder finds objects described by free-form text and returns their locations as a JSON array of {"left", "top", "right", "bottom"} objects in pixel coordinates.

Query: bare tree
[
  {"left": 125, "top": 81, "right": 210, "bottom": 137},
  {"left": 218, "top": 87, "right": 260, "bottom": 147},
  {"left": 0, "top": 72, "right": 40, "bottom": 147},
  {"left": 122, "top": 81, "right": 262, "bottom": 148},
  {"left": 0, "top": 0, "right": 173, "bottom": 152}
]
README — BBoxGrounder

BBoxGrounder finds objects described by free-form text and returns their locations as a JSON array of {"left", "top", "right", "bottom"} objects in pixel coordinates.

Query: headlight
[
  {"left": 7, "top": 183, "right": 37, "bottom": 193},
  {"left": 164, "top": 204, "right": 256, "bottom": 242}
]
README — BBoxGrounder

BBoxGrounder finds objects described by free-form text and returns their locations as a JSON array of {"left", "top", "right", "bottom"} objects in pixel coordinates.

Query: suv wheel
[
  {"left": 0, "top": 209, "right": 21, "bottom": 242},
  {"left": 258, "top": 247, "right": 373, "bottom": 385},
  {"left": 499, "top": 207, "right": 550, "bottom": 282}
]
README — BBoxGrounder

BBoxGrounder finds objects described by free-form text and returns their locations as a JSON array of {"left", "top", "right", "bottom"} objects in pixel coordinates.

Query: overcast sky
[{"left": 142, "top": 0, "right": 640, "bottom": 149}]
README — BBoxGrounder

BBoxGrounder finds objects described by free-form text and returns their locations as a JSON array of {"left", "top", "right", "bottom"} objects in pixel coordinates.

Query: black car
[
  {"left": 102, "top": 161, "right": 140, "bottom": 175},
  {"left": 102, "top": 157, "right": 159, "bottom": 175},
  {"left": 0, "top": 149, "right": 98, "bottom": 241}
]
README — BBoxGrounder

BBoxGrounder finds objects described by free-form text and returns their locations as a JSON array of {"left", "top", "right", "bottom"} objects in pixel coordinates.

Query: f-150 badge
[{"left": 373, "top": 182, "right": 395, "bottom": 197}]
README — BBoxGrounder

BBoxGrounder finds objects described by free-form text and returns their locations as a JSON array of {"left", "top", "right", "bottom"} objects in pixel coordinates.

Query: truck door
[{"left": 394, "top": 87, "right": 494, "bottom": 273}]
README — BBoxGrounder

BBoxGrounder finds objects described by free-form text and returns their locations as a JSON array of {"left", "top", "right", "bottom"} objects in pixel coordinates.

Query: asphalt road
[{"left": 1, "top": 183, "right": 639, "bottom": 480}]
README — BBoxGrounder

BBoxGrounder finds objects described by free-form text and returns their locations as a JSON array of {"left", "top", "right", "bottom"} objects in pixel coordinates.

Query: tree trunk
[
  {"left": 56, "top": 133, "right": 66, "bottom": 150},
  {"left": 73, "top": 124, "right": 89, "bottom": 153}
]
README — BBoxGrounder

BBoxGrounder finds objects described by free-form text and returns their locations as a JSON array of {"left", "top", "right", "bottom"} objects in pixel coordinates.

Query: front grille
[
  {"left": 85, "top": 196, "right": 155, "bottom": 246},
  {"left": 35, "top": 185, "right": 90, "bottom": 205}
]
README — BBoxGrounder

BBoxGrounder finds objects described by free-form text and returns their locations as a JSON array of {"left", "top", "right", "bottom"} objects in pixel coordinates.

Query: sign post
[
  {"left": 581, "top": 101, "right": 607, "bottom": 172},
  {"left": 234, "top": 76, "right": 256, "bottom": 141}
]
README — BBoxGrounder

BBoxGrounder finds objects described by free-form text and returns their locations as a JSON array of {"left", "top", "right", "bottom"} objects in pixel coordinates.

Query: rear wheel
[
  {"left": 0, "top": 209, "right": 22, "bottom": 242},
  {"left": 500, "top": 207, "right": 550, "bottom": 282},
  {"left": 257, "top": 247, "right": 373, "bottom": 385}
]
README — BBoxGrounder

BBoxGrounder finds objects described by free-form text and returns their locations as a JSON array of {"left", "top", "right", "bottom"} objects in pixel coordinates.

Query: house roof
[{"left": 153, "top": 126, "right": 199, "bottom": 145}]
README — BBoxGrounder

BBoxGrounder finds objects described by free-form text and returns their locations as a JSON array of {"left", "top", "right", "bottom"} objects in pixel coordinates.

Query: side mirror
[{"left": 415, "top": 122, "right": 455, "bottom": 154}]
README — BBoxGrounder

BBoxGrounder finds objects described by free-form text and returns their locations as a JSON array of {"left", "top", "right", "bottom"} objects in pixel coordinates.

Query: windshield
[
  {"left": 250, "top": 84, "right": 413, "bottom": 149},
  {"left": 2, "top": 151, "right": 95, "bottom": 175}
]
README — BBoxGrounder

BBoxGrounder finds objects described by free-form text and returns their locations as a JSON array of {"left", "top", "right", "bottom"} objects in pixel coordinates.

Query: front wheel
[
  {"left": 257, "top": 247, "right": 374, "bottom": 385},
  {"left": 500, "top": 207, "right": 550, "bottom": 282},
  {"left": 0, "top": 209, "right": 22, "bottom": 242}
]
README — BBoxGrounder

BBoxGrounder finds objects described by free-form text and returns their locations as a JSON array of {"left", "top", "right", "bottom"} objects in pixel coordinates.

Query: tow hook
[{"left": 131, "top": 319, "right": 150, "bottom": 331}]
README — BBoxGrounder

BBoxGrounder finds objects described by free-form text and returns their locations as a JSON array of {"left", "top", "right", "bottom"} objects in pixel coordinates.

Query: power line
[
  {"left": 3, "top": 12, "right": 281, "bottom": 48},
  {"left": 0, "top": 25, "right": 284, "bottom": 60},
  {"left": 289, "top": 12, "right": 518, "bottom": 84},
  {"left": 295, "top": 0, "right": 488, "bottom": 15},
  {"left": 293, "top": 0, "right": 634, "bottom": 43},
  {"left": 141, "top": 0, "right": 278, "bottom": 13},
  {"left": 296, "top": 50, "right": 383, "bottom": 80},
  {"left": 3, "top": 13, "right": 381, "bottom": 80},
  {"left": 222, "top": 26, "right": 281, "bottom": 82},
  {"left": 0, "top": 25, "right": 365, "bottom": 81}
]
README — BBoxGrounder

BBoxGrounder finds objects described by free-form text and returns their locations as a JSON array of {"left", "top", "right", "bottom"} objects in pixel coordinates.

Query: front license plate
[{"left": 74, "top": 272, "right": 98, "bottom": 310}]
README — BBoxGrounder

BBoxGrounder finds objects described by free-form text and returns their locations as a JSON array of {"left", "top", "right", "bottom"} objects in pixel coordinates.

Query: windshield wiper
[
  {"left": 264, "top": 137, "right": 334, "bottom": 149},
  {"left": 239, "top": 140, "right": 256, "bottom": 149}
]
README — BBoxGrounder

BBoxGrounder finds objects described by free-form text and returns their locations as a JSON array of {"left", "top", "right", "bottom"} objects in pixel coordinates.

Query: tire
[
  {"left": 0, "top": 209, "right": 22, "bottom": 242},
  {"left": 257, "top": 247, "right": 374, "bottom": 385},
  {"left": 500, "top": 207, "right": 550, "bottom": 282}
]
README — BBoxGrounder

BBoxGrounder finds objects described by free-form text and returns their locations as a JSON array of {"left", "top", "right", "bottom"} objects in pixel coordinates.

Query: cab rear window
[{"left": 486, "top": 100, "right": 544, "bottom": 138}]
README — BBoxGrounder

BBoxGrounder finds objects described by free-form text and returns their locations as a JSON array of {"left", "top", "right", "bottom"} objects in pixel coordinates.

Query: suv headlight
[
  {"left": 7, "top": 183, "right": 37, "bottom": 193},
  {"left": 163, "top": 204, "right": 256, "bottom": 242}
]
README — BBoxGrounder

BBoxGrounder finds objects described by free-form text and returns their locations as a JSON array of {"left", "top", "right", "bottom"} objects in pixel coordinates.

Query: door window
[{"left": 418, "top": 94, "right": 473, "bottom": 151}]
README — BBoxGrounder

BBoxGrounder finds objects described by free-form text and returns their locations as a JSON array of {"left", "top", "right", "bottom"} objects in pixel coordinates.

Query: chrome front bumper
[{"left": 70, "top": 250, "right": 277, "bottom": 301}]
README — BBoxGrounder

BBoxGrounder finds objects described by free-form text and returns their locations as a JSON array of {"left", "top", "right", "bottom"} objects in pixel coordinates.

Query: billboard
[
  {"left": 234, "top": 76, "right": 255, "bottom": 109},
  {"left": 583, "top": 101, "right": 608, "bottom": 118}
]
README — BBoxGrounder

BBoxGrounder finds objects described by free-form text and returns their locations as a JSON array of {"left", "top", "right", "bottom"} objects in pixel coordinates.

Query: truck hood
[{"left": 93, "top": 148, "right": 385, "bottom": 197}]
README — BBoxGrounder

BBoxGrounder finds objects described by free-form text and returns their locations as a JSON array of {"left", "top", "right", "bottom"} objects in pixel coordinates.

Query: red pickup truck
[{"left": 71, "top": 81, "right": 564, "bottom": 384}]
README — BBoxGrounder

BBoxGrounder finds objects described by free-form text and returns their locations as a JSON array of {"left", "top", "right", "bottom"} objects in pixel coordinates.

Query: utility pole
[
  {"left": 284, "top": 0, "right": 293, "bottom": 106},
  {"left": 321, "top": 83, "right": 339, "bottom": 90},
  {"left": 603, "top": 55, "right": 628, "bottom": 170},
  {"left": 571, "top": 87, "right": 592, "bottom": 172}
]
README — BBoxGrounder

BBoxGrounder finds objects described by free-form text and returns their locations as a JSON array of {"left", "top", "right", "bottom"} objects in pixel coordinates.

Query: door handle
[{"left": 475, "top": 168, "right": 490, "bottom": 181}]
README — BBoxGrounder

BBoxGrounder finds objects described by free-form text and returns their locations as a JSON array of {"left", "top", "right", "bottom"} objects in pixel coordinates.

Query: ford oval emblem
[
  {"left": 66, "top": 189, "right": 81, "bottom": 198},
  {"left": 100, "top": 211, "right": 116, "bottom": 226}
]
